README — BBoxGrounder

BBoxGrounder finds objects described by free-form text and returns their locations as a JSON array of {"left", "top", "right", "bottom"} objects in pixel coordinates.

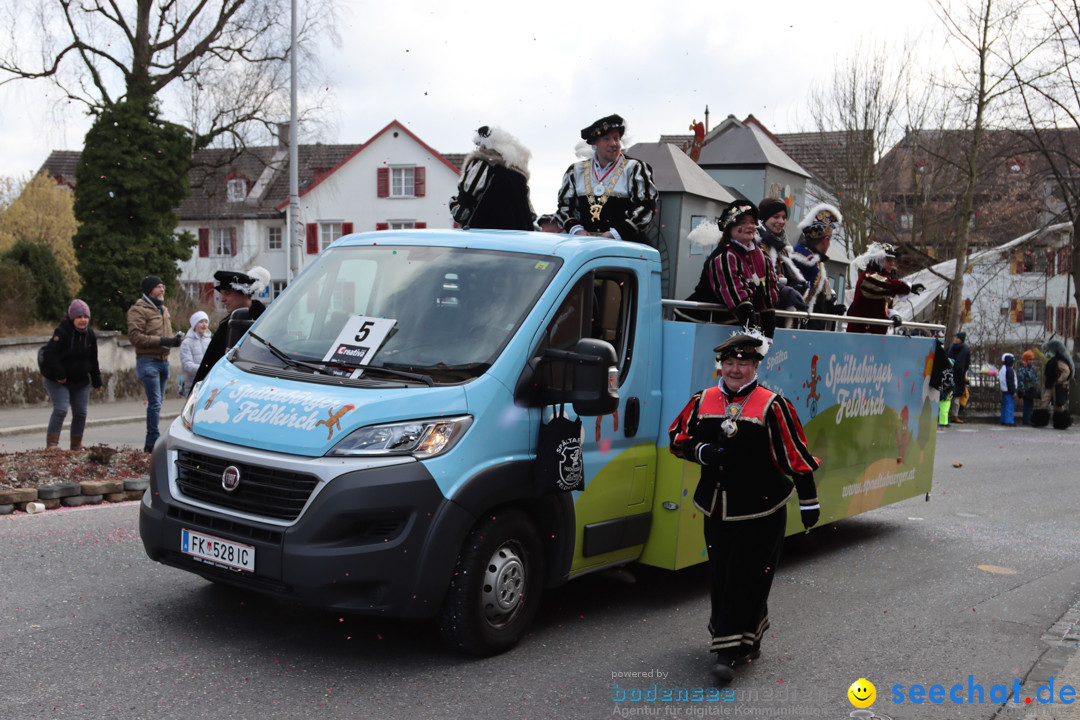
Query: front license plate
[{"left": 181, "top": 528, "right": 255, "bottom": 572}]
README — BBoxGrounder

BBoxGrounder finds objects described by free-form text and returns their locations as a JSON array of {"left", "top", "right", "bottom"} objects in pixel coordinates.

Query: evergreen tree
[
  {"left": 2, "top": 238, "right": 70, "bottom": 323},
  {"left": 73, "top": 98, "right": 196, "bottom": 331}
]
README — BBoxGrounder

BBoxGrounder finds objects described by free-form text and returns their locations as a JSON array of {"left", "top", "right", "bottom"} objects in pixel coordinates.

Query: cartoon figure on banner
[
  {"left": 803, "top": 354, "right": 822, "bottom": 416},
  {"left": 316, "top": 404, "right": 356, "bottom": 440}
]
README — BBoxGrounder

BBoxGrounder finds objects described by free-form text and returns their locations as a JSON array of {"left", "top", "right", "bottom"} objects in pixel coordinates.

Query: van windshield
[{"left": 233, "top": 245, "right": 561, "bottom": 383}]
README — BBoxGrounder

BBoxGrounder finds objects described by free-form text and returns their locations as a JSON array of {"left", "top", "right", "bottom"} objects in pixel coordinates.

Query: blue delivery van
[{"left": 140, "top": 229, "right": 938, "bottom": 655}]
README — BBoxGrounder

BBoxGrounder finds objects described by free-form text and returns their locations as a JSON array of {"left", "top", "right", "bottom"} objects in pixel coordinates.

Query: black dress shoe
[
  {"left": 710, "top": 660, "right": 735, "bottom": 683},
  {"left": 710, "top": 650, "right": 739, "bottom": 683}
]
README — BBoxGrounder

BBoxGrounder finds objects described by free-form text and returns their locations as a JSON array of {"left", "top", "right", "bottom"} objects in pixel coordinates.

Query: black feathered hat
[
  {"left": 214, "top": 266, "right": 270, "bottom": 296},
  {"left": 718, "top": 201, "right": 759, "bottom": 233},
  {"left": 581, "top": 114, "right": 626, "bottom": 142},
  {"left": 713, "top": 326, "right": 771, "bottom": 362}
]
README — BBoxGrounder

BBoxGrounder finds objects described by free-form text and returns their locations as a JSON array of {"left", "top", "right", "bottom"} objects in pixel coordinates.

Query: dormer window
[{"left": 226, "top": 177, "right": 247, "bottom": 202}]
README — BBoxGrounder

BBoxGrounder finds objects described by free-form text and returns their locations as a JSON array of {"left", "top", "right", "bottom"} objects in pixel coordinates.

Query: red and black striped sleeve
[
  {"left": 668, "top": 391, "right": 704, "bottom": 458},
  {"left": 766, "top": 396, "right": 820, "bottom": 505}
]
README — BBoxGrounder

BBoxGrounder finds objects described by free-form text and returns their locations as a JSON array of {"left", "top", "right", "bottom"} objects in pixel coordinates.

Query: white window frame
[
  {"left": 266, "top": 226, "right": 283, "bottom": 251},
  {"left": 390, "top": 167, "right": 415, "bottom": 198},
  {"left": 1022, "top": 298, "right": 1046, "bottom": 323},
  {"left": 900, "top": 213, "right": 914, "bottom": 230},
  {"left": 211, "top": 227, "right": 233, "bottom": 257},
  {"left": 320, "top": 221, "right": 343, "bottom": 251},
  {"left": 226, "top": 178, "right": 247, "bottom": 202},
  {"left": 270, "top": 280, "right": 286, "bottom": 301},
  {"left": 182, "top": 282, "right": 201, "bottom": 301},
  {"left": 388, "top": 220, "right": 416, "bottom": 230}
]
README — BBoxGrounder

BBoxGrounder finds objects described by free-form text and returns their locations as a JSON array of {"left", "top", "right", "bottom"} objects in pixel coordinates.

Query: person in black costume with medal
[
  {"left": 668, "top": 327, "right": 820, "bottom": 683},
  {"left": 555, "top": 114, "right": 658, "bottom": 243}
]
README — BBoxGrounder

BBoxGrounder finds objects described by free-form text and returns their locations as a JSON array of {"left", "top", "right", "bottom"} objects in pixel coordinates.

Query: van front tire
[{"left": 437, "top": 508, "right": 543, "bottom": 656}]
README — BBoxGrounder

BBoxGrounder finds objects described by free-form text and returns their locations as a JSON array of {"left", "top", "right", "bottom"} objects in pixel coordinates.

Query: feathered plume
[
  {"left": 852, "top": 243, "right": 891, "bottom": 272},
  {"left": 798, "top": 203, "right": 843, "bottom": 231},
  {"left": 236, "top": 266, "right": 269, "bottom": 296},
  {"left": 688, "top": 218, "right": 721, "bottom": 248},
  {"left": 473, "top": 125, "right": 532, "bottom": 176}
]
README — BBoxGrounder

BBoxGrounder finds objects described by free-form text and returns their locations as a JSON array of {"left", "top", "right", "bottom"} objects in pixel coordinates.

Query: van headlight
[
  {"left": 329, "top": 416, "right": 473, "bottom": 458},
  {"left": 181, "top": 382, "right": 202, "bottom": 430}
]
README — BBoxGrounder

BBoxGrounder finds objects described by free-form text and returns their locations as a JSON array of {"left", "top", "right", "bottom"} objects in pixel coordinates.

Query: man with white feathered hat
[
  {"left": 449, "top": 125, "right": 536, "bottom": 231},
  {"left": 845, "top": 243, "right": 924, "bottom": 334},
  {"left": 791, "top": 204, "right": 847, "bottom": 329},
  {"left": 192, "top": 266, "right": 271, "bottom": 384}
]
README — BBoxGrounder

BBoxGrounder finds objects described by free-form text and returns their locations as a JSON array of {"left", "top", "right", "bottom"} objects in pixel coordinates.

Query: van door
[{"left": 531, "top": 263, "right": 659, "bottom": 574}]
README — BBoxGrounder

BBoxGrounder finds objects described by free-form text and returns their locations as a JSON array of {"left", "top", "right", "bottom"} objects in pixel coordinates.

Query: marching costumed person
[
  {"left": 555, "top": 114, "right": 658, "bottom": 243},
  {"left": 683, "top": 202, "right": 779, "bottom": 337},
  {"left": 193, "top": 266, "right": 270, "bottom": 385},
  {"left": 449, "top": 125, "right": 535, "bottom": 231},
  {"left": 757, "top": 198, "right": 808, "bottom": 325},
  {"left": 668, "top": 327, "right": 819, "bottom": 683},
  {"left": 845, "top": 243, "right": 924, "bottom": 334},
  {"left": 1032, "top": 338, "right": 1074, "bottom": 429},
  {"left": 791, "top": 204, "right": 845, "bottom": 330}
]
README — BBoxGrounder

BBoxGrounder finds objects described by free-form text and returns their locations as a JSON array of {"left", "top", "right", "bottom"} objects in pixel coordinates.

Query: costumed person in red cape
[
  {"left": 449, "top": 125, "right": 535, "bottom": 231},
  {"left": 555, "top": 114, "right": 658, "bottom": 243},
  {"left": 668, "top": 327, "right": 820, "bottom": 683},
  {"left": 1032, "top": 337, "right": 1074, "bottom": 429},
  {"left": 845, "top": 242, "right": 924, "bottom": 334}
]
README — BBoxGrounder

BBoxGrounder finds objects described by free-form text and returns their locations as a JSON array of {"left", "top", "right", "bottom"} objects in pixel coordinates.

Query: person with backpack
[{"left": 40, "top": 299, "right": 103, "bottom": 450}]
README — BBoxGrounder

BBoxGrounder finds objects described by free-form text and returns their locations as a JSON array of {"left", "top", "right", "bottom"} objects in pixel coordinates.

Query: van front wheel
[{"left": 437, "top": 509, "right": 544, "bottom": 656}]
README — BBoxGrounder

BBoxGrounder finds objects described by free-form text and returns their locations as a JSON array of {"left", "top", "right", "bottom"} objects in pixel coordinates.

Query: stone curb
[
  {"left": 0, "top": 411, "right": 180, "bottom": 438},
  {"left": 0, "top": 477, "right": 150, "bottom": 515}
]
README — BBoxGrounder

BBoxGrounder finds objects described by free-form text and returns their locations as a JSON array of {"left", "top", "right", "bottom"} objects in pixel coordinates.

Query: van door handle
[{"left": 624, "top": 397, "right": 640, "bottom": 438}]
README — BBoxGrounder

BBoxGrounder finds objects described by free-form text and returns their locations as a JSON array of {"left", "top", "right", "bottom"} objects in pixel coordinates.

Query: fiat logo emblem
[{"left": 221, "top": 465, "right": 241, "bottom": 492}]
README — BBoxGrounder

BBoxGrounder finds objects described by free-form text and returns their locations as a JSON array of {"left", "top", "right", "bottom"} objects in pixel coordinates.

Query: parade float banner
[{"left": 646, "top": 323, "right": 937, "bottom": 570}]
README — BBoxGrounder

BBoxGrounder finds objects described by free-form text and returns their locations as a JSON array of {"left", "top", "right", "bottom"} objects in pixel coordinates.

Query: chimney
[{"left": 277, "top": 122, "right": 291, "bottom": 149}]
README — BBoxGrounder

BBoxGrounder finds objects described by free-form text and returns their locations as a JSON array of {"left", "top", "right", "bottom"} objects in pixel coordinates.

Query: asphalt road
[{"left": 2, "top": 424, "right": 1079, "bottom": 720}]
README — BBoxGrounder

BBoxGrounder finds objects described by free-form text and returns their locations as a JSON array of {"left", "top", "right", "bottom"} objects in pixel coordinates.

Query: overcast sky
[{"left": 0, "top": 0, "right": 947, "bottom": 208}]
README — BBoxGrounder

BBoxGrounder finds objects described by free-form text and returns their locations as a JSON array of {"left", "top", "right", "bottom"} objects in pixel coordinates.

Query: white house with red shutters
[{"left": 173, "top": 119, "right": 462, "bottom": 307}]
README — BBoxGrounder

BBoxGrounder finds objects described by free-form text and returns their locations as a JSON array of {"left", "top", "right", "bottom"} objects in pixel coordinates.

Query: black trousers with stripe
[{"left": 703, "top": 505, "right": 787, "bottom": 656}]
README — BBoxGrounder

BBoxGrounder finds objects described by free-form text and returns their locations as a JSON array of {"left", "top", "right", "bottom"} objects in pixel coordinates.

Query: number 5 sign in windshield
[{"left": 323, "top": 316, "right": 396, "bottom": 371}]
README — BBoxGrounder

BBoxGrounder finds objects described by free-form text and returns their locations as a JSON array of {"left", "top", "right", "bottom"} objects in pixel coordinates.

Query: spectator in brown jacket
[{"left": 127, "top": 275, "right": 183, "bottom": 452}]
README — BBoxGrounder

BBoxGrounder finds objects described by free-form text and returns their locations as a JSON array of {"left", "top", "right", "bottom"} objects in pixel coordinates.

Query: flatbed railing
[{"left": 661, "top": 300, "right": 947, "bottom": 334}]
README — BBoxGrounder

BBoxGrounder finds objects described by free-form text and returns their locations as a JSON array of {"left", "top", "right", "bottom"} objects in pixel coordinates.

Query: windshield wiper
[
  {"left": 305, "top": 358, "right": 435, "bottom": 387},
  {"left": 247, "top": 333, "right": 331, "bottom": 375}
]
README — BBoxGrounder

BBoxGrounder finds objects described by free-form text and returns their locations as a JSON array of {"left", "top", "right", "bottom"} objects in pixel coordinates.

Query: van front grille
[{"left": 175, "top": 450, "right": 319, "bottom": 521}]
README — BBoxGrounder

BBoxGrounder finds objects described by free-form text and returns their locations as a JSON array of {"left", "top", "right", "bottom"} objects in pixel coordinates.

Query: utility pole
[{"left": 287, "top": 0, "right": 300, "bottom": 285}]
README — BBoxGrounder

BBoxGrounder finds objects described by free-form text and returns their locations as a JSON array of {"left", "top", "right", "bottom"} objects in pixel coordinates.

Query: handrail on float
[{"left": 660, "top": 299, "right": 947, "bottom": 334}]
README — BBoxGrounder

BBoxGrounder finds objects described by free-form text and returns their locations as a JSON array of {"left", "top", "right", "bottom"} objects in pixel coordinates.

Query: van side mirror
[
  {"left": 226, "top": 307, "right": 254, "bottom": 349},
  {"left": 515, "top": 338, "right": 619, "bottom": 415}
]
